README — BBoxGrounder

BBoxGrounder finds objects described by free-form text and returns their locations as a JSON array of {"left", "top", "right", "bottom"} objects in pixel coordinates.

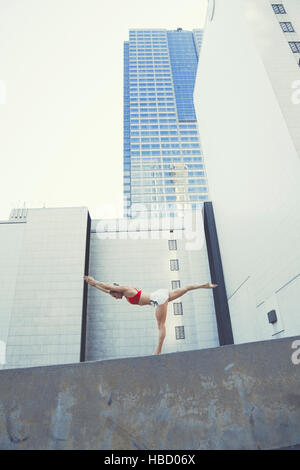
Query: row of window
[
  {"left": 130, "top": 81, "right": 172, "bottom": 85},
  {"left": 129, "top": 179, "right": 206, "bottom": 187},
  {"left": 131, "top": 113, "right": 177, "bottom": 118},
  {"left": 130, "top": 54, "right": 169, "bottom": 58},
  {"left": 126, "top": 200, "right": 208, "bottom": 212},
  {"left": 130, "top": 155, "right": 202, "bottom": 161},
  {"left": 131, "top": 137, "right": 199, "bottom": 143},
  {"left": 130, "top": 124, "right": 197, "bottom": 130},
  {"left": 131, "top": 92, "right": 173, "bottom": 96},
  {"left": 130, "top": 77, "right": 172, "bottom": 82},
  {"left": 169, "top": 248, "right": 185, "bottom": 338},
  {"left": 130, "top": 170, "right": 204, "bottom": 177},
  {"left": 130, "top": 87, "right": 173, "bottom": 91},
  {"left": 130, "top": 194, "right": 207, "bottom": 203},
  {"left": 129, "top": 178, "right": 206, "bottom": 185},
  {"left": 131, "top": 144, "right": 200, "bottom": 149},
  {"left": 128, "top": 152, "right": 202, "bottom": 158},
  {"left": 131, "top": 121, "right": 177, "bottom": 127},
  {"left": 130, "top": 131, "right": 198, "bottom": 136},
  {"left": 130, "top": 74, "right": 171, "bottom": 77},
  {"left": 130, "top": 97, "right": 174, "bottom": 101},
  {"left": 130, "top": 43, "right": 168, "bottom": 46},
  {"left": 130, "top": 60, "right": 169, "bottom": 64},
  {"left": 131, "top": 109, "right": 176, "bottom": 114},
  {"left": 130, "top": 158, "right": 203, "bottom": 165},
  {"left": 130, "top": 188, "right": 207, "bottom": 197},
  {"left": 130, "top": 162, "right": 204, "bottom": 170},
  {"left": 272, "top": 4, "right": 300, "bottom": 63}
]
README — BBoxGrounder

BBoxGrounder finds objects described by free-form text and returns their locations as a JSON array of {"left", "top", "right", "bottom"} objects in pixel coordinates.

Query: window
[
  {"left": 289, "top": 41, "right": 300, "bottom": 53},
  {"left": 175, "top": 326, "right": 185, "bottom": 340},
  {"left": 280, "top": 22, "right": 295, "bottom": 32},
  {"left": 171, "top": 280, "right": 180, "bottom": 289},
  {"left": 168, "top": 239, "right": 177, "bottom": 250},
  {"left": 173, "top": 303, "right": 183, "bottom": 315},
  {"left": 170, "top": 259, "right": 179, "bottom": 271},
  {"left": 272, "top": 4, "right": 286, "bottom": 14}
]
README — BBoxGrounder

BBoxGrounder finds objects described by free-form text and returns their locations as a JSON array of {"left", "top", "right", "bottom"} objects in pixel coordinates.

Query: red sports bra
[{"left": 126, "top": 288, "right": 142, "bottom": 305}]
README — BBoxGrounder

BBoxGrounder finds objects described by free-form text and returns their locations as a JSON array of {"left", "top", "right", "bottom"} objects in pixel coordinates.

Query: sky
[{"left": 0, "top": 0, "right": 208, "bottom": 220}]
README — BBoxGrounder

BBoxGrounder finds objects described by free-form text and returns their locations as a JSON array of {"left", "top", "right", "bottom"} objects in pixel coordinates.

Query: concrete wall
[
  {"left": 0, "top": 335, "right": 299, "bottom": 450},
  {"left": 0, "top": 207, "right": 89, "bottom": 369},
  {"left": 86, "top": 216, "right": 218, "bottom": 361},
  {"left": 194, "top": 0, "right": 300, "bottom": 344}
]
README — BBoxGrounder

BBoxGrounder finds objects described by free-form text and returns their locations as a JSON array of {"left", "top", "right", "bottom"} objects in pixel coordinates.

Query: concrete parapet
[{"left": 0, "top": 336, "right": 300, "bottom": 449}]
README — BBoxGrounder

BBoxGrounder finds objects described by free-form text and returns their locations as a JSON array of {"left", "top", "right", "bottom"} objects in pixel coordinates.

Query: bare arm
[{"left": 84, "top": 276, "right": 136, "bottom": 296}]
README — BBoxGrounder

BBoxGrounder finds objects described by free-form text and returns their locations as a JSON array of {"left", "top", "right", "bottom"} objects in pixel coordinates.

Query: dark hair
[{"left": 110, "top": 290, "right": 120, "bottom": 295}]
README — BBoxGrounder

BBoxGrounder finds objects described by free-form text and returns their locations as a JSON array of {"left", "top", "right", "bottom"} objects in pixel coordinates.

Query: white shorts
[{"left": 150, "top": 288, "right": 169, "bottom": 307}]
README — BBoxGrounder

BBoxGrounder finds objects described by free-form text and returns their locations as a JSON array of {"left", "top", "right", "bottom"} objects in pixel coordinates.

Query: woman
[{"left": 84, "top": 276, "right": 218, "bottom": 355}]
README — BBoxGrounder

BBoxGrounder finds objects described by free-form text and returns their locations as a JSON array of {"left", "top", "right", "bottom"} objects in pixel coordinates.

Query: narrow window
[
  {"left": 289, "top": 41, "right": 300, "bottom": 53},
  {"left": 168, "top": 239, "right": 177, "bottom": 250},
  {"left": 173, "top": 303, "right": 183, "bottom": 315},
  {"left": 170, "top": 259, "right": 179, "bottom": 271},
  {"left": 175, "top": 326, "right": 185, "bottom": 340},
  {"left": 271, "top": 4, "right": 286, "bottom": 14},
  {"left": 171, "top": 280, "right": 181, "bottom": 289},
  {"left": 280, "top": 22, "right": 295, "bottom": 32}
]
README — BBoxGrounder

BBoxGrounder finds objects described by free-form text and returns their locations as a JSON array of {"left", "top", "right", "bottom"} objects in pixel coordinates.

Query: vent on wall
[
  {"left": 9, "top": 207, "right": 28, "bottom": 221},
  {"left": 267, "top": 310, "right": 278, "bottom": 324}
]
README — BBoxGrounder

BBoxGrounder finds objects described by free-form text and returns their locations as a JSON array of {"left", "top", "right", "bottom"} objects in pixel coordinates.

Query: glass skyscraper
[{"left": 123, "top": 28, "right": 208, "bottom": 218}]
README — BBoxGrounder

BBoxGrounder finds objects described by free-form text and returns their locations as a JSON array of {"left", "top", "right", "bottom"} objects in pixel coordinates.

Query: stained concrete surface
[{"left": 0, "top": 335, "right": 300, "bottom": 450}]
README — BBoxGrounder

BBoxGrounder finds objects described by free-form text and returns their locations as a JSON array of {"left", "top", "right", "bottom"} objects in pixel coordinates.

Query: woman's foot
[
  {"left": 153, "top": 349, "right": 161, "bottom": 355},
  {"left": 202, "top": 282, "right": 218, "bottom": 289}
]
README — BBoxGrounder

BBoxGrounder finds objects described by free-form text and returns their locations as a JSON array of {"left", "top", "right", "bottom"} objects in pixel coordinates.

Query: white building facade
[
  {"left": 0, "top": 205, "right": 226, "bottom": 368},
  {"left": 85, "top": 214, "right": 219, "bottom": 361},
  {"left": 194, "top": 0, "right": 300, "bottom": 344},
  {"left": 0, "top": 207, "right": 90, "bottom": 369}
]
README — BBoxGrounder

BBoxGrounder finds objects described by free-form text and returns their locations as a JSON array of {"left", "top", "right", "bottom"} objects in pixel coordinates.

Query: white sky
[{"left": 0, "top": 0, "right": 208, "bottom": 220}]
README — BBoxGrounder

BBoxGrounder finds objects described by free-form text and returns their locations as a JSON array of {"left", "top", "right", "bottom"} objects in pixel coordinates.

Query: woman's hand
[{"left": 84, "top": 276, "right": 97, "bottom": 286}]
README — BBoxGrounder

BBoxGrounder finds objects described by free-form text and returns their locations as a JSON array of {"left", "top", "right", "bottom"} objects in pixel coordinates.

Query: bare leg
[
  {"left": 154, "top": 301, "right": 168, "bottom": 355},
  {"left": 168, "top": 282, "right": 218, "bottom": 302}
]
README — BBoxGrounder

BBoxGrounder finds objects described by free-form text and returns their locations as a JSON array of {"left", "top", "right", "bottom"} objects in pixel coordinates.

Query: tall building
[
  {"left": 123, "top": 28, "right": 208, "bottom": 219},
  {"left": 194, "top": 0, "right": 300, "bottom": 344}
]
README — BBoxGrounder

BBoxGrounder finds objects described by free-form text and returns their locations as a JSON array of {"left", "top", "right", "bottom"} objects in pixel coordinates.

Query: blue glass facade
[
  {"left": 123, "top": 28, "right": 208, "bottom": 218},
  {"left": 167, "top": 30, "right": 198, "bottom": 121}
]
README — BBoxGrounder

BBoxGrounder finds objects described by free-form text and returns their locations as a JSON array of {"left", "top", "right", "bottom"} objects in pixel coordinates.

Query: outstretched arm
[
  {"left": 84, "top": 276, "right": 135, "bottom": 296},
  {"left": 83, "top": 277, "right": 108, "bottom": 293},
  {"left": 84, "top": 276, "right": 114, "bottom": 293}
]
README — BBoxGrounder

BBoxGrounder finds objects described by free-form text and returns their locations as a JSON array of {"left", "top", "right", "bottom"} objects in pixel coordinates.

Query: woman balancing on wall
[{"left": 84, "top": 276, "right": 218, "bottom": 355}]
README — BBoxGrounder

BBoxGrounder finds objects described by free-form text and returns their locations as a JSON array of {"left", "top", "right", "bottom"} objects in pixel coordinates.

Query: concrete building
[
  {"left": 0, "top": 202, "right": 232, "bottom": 368},
  {"left": 85, "top": 214, "right": 219, "bottom": 361},
  {"left": 194, "top": 0, "right": 300, "bottom": 344},
  {"left": 0, "top": 207, "right": 90, "bottom": 369}
]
